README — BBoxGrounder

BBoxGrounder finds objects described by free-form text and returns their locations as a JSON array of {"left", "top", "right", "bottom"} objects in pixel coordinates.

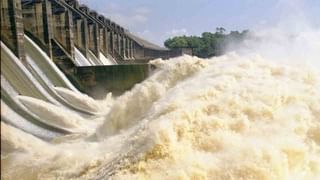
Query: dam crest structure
[{"left": 1, "top": 0, "right": 191, "bottom": 96}]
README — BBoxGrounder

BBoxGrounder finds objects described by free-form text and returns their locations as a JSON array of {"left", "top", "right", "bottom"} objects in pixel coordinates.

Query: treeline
[{"left": 164, "top": 27, "right": 249, "bottom": 58}]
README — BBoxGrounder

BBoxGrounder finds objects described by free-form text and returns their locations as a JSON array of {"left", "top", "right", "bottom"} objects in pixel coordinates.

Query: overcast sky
[{"left": 79, "top": 0, "right": 320, "bottom": 46}]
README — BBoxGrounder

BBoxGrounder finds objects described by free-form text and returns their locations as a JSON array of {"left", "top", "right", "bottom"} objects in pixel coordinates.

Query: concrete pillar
[
  {"left": 99, "top": 27, "right": 108, "bottom": 57},
  {"left": 65, "top": 10, "right": 75, "bottom": 58},
  {"left": 81, "top": 18, "right": 89, "bottom": 57},
  {"left": 77, "top": 5, "right": 101, "bottom": 58},
  {"left": 130, "top": 40, "right": 134, "bottom": 59},
  {"left": 73, "top": 15, "right": 89, "bottom": 57},
  {"left": 1, "top": 0, "right": 25, "bottom": 61},
  {"left": 105, "top": 28, "right": 109, "bottom": 56},
  {"left": 121, "top": 35, "right": 126, "bottom": 58},
  {"left": 88, "top": 22, "right": 99, "bottom": 58},
  {"left": 73, "top": 18, "right": 81, "bottom": 48},
  {"left": 108, "top": 29, "right": 114, "bottom": 56},
  {"left": 113, "top": 31, "right": 118, "bottom": 55},
  {"left": 22, "top": 0, "right": 53, "bottom": 58},
  {"left": 42, "top": 0, "right": 53, "bottom": 58},
  {"left": 118, "top": 34, "right": 121, "bottom": 54},
  {"left": 97, "top": 15, "right": 110, "bottom": 57},
  {"left": 51, "top": 2, "right": 74, "bottom": 59},
  {"left": 124, "top": 37, "right": 128, "bottom": 59},
  {"left": 125, "top": 37, "right": 130, "bottom": 59},
  {"left": 127, "top": 39, "right": 131, "bottom": 59}
]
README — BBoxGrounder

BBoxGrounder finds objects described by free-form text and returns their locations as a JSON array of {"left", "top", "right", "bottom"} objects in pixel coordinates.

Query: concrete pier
[
  {"left": 22, "top": 0, "right": 53, "bottom": 58},
  {"left": 1, "top": 0, "right": 25, "bottom": 61}
]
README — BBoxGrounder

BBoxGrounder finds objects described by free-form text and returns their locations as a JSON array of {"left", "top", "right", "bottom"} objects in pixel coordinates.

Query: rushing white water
[
  {"left": 1, "top": 53, "right": 320, "bottom": 179},
  {"left": 53, "top": 87, "right": 114, "bottom": 115},
  {"left": 74, "top": 47, "right": 93, "bottom": 66},
  {"left": 24, "top": 35, "right": 79, "bottom": 91},
  {"left": 17, "top": 96, "right": 97, "bottom": 134},
  {"left": 2, "top": 9, "right": 320, "bottom": 178},
  {"left": 74, "top": 46, "right": 117, "bottom": 66},
  {"left": 1, "top": 99, "right": 62, "bottom": 139},
  {"left": 1, "top": 122, "right": 50, "bottom": 156},
  {"left": 99, "top": 52, "right": 117, "bottom": 65},
  {"left": 88, "top": 50, "right": 104, "bottom": 65},
  {"left": 1, "top": 42, "right": 58, "bottom": 103}
]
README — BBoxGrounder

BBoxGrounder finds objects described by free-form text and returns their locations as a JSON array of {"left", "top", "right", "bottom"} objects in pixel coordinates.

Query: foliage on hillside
[{"left": 164, "top": 28, "right": 249, "bottom": 58}]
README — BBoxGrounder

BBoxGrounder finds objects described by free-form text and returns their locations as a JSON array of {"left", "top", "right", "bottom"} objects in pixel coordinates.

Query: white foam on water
[
  {"left": 1, "top": 99, "right": 61, "bottom": 139},
  {"left": 96, "top": 55, "right": 208, "bottom": 138},
  {"left": 113, "top": 55, "right": 320, "bottom": 180},
  {"left": 88, "top": 50, "right": 103, "bottom": 65},
  {"left": 74, "top": 47, "right": 93, "bottom": 66},
  {"left": 24, "top": 35, "right": 79, "bottom": 92},
  {"left": 2, "top": 53, "right": 320, "bottom": 179},
  {"left": 1, "top": 122, "right": 50, "bottom": 156},
  {"left": 99, "top": 52, "right": 117, "bottom": 65},
  {"left": 53, "top": 87, "right": 114, "bottom": 115},
  {"left": 17, "top": 96, "right": 97, "bottom": 134}
]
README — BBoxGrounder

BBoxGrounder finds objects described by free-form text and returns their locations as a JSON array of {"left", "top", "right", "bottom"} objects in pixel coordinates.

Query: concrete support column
[
  {"left": 108, "top": 29, "right": 114, "bottom": 56},
  {"left": 73, "top": 17, "right": 89, "bottom": 57},
  {"left": 99, "top": 27, "right": 108, "bottom": 57},
  {"left": 125, "top": 38, "right": 130, "bottom": 59},
  {"left": 22, "top": 0, "right": 53, "bottom": 58},
  {"left": 127, "top": 39, "right": 131, "bottom": 59},
  {"left": 130, "top": 40, "right": 134, "bottom": 59},
  {"left": 88, "top": 23, "right": 99, "bottom": 58},
  {"left": 104, "top": 28, "right": 109, "bottom": 56},
  {"left": 64, "top": 10, "right": 74, "bottom": 58},
  {"left": 117, "top": 34, "right": 121, "bottom": 54},
  {"left": 113, "top": 31, "right": 118, "bottom": 55},
  {"left": 1, "top": 0, "right": 25, "bottom": 61},
  {"left": 81, "top": 18, "right": 89, "bottom": 57},
  {"left": 42, "top": 0, "right": 53, "bottom": 58},
  {"left": 125, "top": 37, "right": 128, "bottom": 59},
  {"left": 121, "top": 35, "right": 126, "bottom": 58},
  {"left": 52, "top": 3, "right": 74, "bottom": 59},
  {"left": 73, "top": 18, "right": 81, "bottom": 48}
]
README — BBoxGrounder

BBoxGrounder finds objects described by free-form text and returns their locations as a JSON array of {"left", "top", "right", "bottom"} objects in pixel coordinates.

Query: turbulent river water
[{"left": 1, "top": 52, "right": 320, "bottom": 179}]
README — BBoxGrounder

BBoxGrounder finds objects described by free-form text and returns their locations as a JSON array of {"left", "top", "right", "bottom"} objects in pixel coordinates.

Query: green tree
[{"left": 164, "top": 28, "right": 249, "bottom": 58}]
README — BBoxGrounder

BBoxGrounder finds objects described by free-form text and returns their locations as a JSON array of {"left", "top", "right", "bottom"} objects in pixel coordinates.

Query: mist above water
[{"left": 225, "top": 0, "right": 320, "bottom": 68}]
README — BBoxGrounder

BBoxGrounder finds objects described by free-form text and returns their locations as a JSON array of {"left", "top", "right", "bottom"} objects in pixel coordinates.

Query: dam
[
  {"left": 1, "top": 0, "right": 190, "bottom": 137},
  {"left": 1, "top": 0, "right": 191, "bottom": 96},
  {"left": 1, "top": 0, "right": 320, "bottom": 180}
]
